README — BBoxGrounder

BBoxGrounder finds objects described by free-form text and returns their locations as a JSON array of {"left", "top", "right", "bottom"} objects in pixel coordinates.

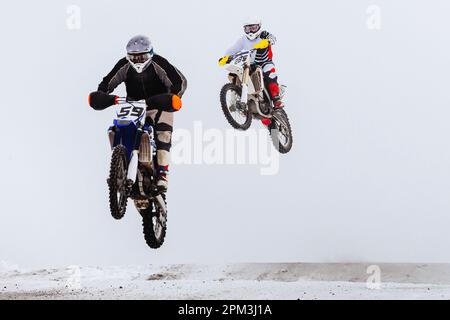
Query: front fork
[
  {"left": 240, "top": 66, "right": 250, "bottom": 105},
  {"left": 127, "top": 128, "right": 144, "bottom": 184}
]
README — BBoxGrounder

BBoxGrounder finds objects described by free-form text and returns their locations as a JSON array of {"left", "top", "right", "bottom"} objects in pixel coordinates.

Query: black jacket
[{"left": 98, "top": 54, "right": 187, "bottom": 101}]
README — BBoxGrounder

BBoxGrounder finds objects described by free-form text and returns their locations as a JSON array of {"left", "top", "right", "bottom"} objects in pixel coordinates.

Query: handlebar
[
  {"left": 116, "top": 95, "right": 181, "bottom": 113},
  {"left": 220, "top": 49, "right": 257, "bottom": 67},
  {"left": 90, "top": 91, "right": 180, "bottom": 112},
  {"left": 229, "top": 49, "right": 256, "bottom": 61},
  {"left": 115, "top": 97, "right": 147, "bottom": 105}
]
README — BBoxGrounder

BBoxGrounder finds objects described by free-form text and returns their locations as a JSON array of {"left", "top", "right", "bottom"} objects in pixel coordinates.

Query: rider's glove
[
  {"left": 146, "top": 94, "right": 183, "bottom": 112},
  {"left": 218, "top": 55, "right": 230, "bottom": 66},
  {"left": 172, "top": 95, "right": 183, "bottom": 111},
  {"left": 254, "top": 39, "right": 270, "bottom": 50},
  {"left": 260, "top": 31, "right": 277, "bottom": 45},
  {"left": 260, "top": 31, "right": 270, "bottom": 39},
  {"left": 89, "top": 91, "right": 118, "bottom": 110}
]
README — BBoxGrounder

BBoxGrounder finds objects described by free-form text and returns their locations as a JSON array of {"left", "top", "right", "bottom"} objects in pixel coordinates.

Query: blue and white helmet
[
  {"left": 126, "top": 35, "right": 154, "bottom": 73},
  {"left": 243, "top": 17, "right": 262, "bottom": 41}
]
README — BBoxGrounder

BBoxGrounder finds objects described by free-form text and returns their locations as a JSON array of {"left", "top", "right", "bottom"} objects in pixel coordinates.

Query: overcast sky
[{"left": 1, "top": 0, "right": 450, "bottom": 269}]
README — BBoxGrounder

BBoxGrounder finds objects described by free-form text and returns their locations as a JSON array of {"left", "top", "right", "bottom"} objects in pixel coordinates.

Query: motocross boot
[
  {"left": 156, "top": 165, "right": 169, "bottom": 193},
  {"left": 273, "top": 96, "right": 285, "bottom": 109}
]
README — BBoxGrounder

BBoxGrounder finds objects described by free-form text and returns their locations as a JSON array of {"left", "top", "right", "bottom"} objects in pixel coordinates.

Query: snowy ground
[{"left": 1, "top": 263, "right": 450, "bottom": 300}]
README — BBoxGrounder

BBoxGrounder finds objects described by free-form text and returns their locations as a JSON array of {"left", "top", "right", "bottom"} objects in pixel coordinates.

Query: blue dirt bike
[{"left": 107, "top": 98, "right": 167, "bottom": 249}]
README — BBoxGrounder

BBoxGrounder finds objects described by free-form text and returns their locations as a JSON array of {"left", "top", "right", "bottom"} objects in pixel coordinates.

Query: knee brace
[{"left": 156, "top": 131, "right": 172, "bottom": 152}]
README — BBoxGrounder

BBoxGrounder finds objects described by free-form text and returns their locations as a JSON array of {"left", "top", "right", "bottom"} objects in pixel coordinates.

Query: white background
[{"left": 0, "top": 0, "right": 449, "bottom": 268}]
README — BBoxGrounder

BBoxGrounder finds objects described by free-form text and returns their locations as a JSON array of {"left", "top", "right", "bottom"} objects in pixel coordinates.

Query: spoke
[
  {"left": 272, "top": 119, "right": 289, "bottom": 147},
  {"left": 226, "top": 90, "right": 247, "bottom": 125},
  {"left": 153, "top": 216, "right": 162, "bottom": 238}
]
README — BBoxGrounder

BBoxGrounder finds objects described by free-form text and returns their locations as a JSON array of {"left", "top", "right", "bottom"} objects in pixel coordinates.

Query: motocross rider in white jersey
[{"left": 219, "top": 17, "right": 284, "bottom": 110}]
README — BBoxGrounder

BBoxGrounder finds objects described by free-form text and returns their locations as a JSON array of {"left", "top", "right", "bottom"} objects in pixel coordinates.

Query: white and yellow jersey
[{"left": 225, "top": 31, "right": 277, "bottom": 65}]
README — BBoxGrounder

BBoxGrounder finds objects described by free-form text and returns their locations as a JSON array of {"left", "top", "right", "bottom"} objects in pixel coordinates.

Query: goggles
[
  {"left": 127, "top": 50, "right": 154, "bottom": 64},
  {"left": 244, "top": 24, "right": 261, "bottom": 34}
]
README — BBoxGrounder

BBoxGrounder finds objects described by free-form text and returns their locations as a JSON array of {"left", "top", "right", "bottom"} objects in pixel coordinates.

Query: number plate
[{"left": 115, "top": 104, "right": 146, "bottom": 123}]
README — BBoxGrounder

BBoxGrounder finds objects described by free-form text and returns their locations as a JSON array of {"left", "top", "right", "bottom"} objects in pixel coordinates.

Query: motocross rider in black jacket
[{"left": 89, "top": 35, "right": 187, "bottom": 192}]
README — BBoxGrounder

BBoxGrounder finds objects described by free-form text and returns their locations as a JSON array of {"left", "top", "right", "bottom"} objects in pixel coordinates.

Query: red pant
[{"left": 262, "top": 63, "right": 281, "bottom": 100}]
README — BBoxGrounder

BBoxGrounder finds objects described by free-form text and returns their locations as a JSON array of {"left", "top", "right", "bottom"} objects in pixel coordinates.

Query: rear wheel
[
  {"left": 269, "top": 109, "right": 293, "bottom": 154},
  {"left": 141, "top": 195, "right": 167, "bottom": 249},
  {"left": 108, "top": 145, "right": 129, "bottom": 220},
  {"left": 220, "top": 83, "right": 252, "bottom": 130}
]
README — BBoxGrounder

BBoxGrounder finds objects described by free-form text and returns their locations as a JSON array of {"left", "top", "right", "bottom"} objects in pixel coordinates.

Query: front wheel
[
  {"left": 220, "top": 83, "right": 252, "bottom": 130},
  {"left": 108, "top": 145, "right": 129, "bottom": 220},
  {"left": 141, "top": 195, "right": 167, "bottom": 249},
  {"left": 269, "top": 109, "right": 293, "bottom": 154}
]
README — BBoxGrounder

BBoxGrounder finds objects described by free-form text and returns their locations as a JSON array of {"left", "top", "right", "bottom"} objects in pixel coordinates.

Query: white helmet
[
  {"left": 126, "top": 35, "right": 154, "bottom": 73},
  {"left": 243, "top": 17, "right": 262, "bottom": 41}
]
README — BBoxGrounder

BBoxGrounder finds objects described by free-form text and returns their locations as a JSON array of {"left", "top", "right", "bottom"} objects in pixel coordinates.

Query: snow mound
[
  {"left": 1, "top": 264, "right": 450, "bottom": 300},
  {"left": 0, "top": 261, "right": 19, "bottom": 274}
]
